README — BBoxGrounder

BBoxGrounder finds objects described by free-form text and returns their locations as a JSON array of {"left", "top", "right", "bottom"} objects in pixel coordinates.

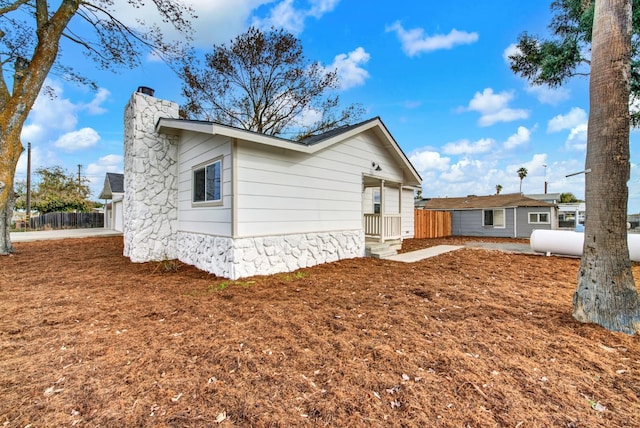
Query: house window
[
  {"left": 193, "top": 158, "right": 222, "bottom": 205},
  {"left": 373, "top": 188, "right": 381, "bottom": 214},
  {"left": 529, "top": 212, "right": 550, "bottom": 224},
  {"left": 483, "top": 209, "right": 505, "bottom": 228}
]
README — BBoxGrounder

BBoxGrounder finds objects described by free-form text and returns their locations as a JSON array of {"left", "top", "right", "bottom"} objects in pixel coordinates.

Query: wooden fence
[
  {"left": 28, "top": 212, "right": 104, "bottom": 230},
  {"left": 414, "top": 209, "right": 452, "bottom": 239}
]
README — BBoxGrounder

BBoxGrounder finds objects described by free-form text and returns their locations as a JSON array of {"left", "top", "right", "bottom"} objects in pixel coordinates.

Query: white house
[
  {"left": 123, "top": 89, "right": 422, "bottom": 279},
  {"left": 98, "top": 172, "right": 124, "bottom": 232}
]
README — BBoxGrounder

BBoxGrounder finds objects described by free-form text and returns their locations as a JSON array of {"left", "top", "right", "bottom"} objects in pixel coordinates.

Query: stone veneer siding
[
  {"left": 123, "top": 92, "right": 180, "bottom": 262},
  {"left": 177, "top": 230, "right": 365, "bottom": 280},
  {"left": 122, "top": 91, "right": 366, "bottom": 279}
]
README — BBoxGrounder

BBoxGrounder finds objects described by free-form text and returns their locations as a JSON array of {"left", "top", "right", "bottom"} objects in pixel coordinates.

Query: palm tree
[
  {"left": 517, "top": 167, "right": 528, "bottom": 193},
  {"left": 573, "top": 0, "right": 639, "bottom": 333},
  {"left": 495, "top": 184, "right": 503, "bottom": 195}
]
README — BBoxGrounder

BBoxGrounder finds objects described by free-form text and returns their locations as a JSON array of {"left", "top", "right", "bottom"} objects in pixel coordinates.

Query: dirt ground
[{"left": 1, "top": 236, "right": 640, "bottom": 427}]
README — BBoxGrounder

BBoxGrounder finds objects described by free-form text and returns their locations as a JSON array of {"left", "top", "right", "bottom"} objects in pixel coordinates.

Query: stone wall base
[{"left": 177, "top": 230, "right": 365, "bottom": 279}]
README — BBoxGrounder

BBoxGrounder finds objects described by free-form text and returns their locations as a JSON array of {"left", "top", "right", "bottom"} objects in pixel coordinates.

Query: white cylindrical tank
[{"left": 530, "top": 229, "right": 640, "bottom": 262}]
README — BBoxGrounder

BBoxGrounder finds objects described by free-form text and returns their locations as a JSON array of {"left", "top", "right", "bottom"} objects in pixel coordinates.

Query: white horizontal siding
[
  {"left": 402, "top": 188, "right": 415, "bottom": 238},
  {"left": 332, "top": 135, "right": 404, "bottom": 181},
  {"left": 236, "top": 130, "right": 406, "bottom": 237},
  {"left": 177, "top": 132, "right": 233, "bottom": 236},
  {"left": 383, "top": 187, "right": 400, "bottom": 214},
  {"left": 362, "top": 187, "right": 374, "bottom": 214}
]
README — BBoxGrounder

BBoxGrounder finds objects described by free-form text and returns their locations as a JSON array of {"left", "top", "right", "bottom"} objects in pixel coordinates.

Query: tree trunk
[
  {"left": 0, "top": 0, "right": 79, "bottom": 255},
  {"left": 573, "top": 0, "right": 640, "bottom": 334},
  {"left": 0, "top": 132, "right": 23, "bottom": 255}
]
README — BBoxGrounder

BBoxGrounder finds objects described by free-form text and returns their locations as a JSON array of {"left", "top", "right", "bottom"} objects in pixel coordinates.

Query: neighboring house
[
  {"left": 527, "top": 193, "right": 585, "bottom": 230},
  {"left": 98, "top": 172, "right": 124, "bottom": 232},
  {"left": 123, "top": 89, "right": 422, "bottom": 279},
  {"left": 421, "top": 193, "right": 557, "bottom": 238},
  {"left": 557, "top": 202, "right": 586, "bottom": 230},
  {"left": 526, "top": 193, "right": 561, "bottom": 205}
]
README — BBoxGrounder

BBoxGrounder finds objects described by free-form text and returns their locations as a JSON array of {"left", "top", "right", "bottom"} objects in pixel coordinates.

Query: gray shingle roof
[{"left": 423, "top": 193, "right": 555, "bottom": 210}]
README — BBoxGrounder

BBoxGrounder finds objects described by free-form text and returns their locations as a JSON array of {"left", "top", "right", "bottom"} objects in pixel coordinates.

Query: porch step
[{"left": 365, "top": 241, "right": 399, "bottom": 259}]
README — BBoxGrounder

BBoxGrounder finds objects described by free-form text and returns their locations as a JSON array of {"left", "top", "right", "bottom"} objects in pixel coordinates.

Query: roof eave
[{"left": 156, "top": 117, "right": 423, "bottom": 187}]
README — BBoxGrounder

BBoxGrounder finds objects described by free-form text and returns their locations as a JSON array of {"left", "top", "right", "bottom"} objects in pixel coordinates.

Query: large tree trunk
[{"left": 573, "top": 0, "right": 640, "bottom": 334}]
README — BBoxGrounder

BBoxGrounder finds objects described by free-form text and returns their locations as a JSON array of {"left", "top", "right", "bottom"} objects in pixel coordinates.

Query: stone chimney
[{"left": 123, "top": 89, "right": 180, "bottom": 262}]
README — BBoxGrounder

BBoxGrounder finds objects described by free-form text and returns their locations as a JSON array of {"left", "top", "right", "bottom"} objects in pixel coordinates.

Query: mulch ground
[{"left": 1, "top": 236, "right": 639, "bottom": 427}]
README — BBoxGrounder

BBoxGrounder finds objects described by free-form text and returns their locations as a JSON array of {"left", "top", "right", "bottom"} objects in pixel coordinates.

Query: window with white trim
[
  {"left": 483, "top": 209, "right": 505, "bottom": 228},
  {"left": 193, "top": 158, "right": 222, "bottom": 205},
  {"left": 529, "top": 212, "right": 550, "bottom": 224}
]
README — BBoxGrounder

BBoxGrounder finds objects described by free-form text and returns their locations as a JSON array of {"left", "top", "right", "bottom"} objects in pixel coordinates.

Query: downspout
[{"left": 513, "top": 207, "right": 517, "bottom": 238}]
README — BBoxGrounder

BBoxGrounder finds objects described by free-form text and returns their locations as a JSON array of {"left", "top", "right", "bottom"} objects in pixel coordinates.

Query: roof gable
[
  {"left": 423, "top": 193, "right": 556, "bottom": 210},
  {"left": 156, "top": 117, "right": 422, "bottom": 186},
  {"left": 98, "top": 172, "right": 124, "bottom": 199}
]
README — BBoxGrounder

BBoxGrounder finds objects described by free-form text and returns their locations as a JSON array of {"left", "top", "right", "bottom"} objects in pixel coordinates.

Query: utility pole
[
  {"left": 25, "top": 143, "right": 31, "bottom": 230},
  {"left": 77, "top": 164, "right": 82, "bottom": 228}
]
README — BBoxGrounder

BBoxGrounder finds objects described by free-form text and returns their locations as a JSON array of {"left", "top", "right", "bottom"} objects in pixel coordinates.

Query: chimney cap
[{"left": 137, "top": 86, "right": 155, "bottom": 96}]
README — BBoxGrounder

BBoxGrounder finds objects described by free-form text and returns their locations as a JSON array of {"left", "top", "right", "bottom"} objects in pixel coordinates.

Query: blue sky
[{"left": 14, "top": 0, "right": 640, "bottom": 212}]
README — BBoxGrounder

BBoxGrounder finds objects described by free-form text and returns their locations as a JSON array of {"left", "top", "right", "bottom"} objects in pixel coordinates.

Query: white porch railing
[{"left": 364, "top": 213, "right": 402, "bottom": 241}]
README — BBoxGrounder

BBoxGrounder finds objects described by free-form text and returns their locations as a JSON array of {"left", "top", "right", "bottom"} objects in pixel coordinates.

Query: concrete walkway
[
  {"left": 385, "top": 245, "right": 464, "bottom": 262},
  {"left": 10, "top": 228, "right": 122, "bottom": 243},
  {"left": 385, "top": 241, "right": 536, "bottom": 263}
]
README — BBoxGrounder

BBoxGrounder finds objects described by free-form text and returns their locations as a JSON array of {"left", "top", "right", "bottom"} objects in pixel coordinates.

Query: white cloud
[
  {"left": 526, "top": 85, "right": 570, "bottom": 106},
  {"left": 385, "top": 21, "right": 478, "bottom": 57},
  {"left": 53, "top": 128, "right": 101, "bottom": 152},
  {"left": 508, "top": 154, "right": 548, "bottom": 178},
  {"left": 295, "top": 107, "right": 323, "bottom": 127},
  {"left": 20, "top": 79, "right": 109, "bottom": 146},
  {"left": 252, "top": 0, "right": 340, "bottom": 35},
  {"left": 502, "top": 43, "right": 520, "bottom": 63},
  {"left": 545, "top": 108, "right": 588, "bottom": 151},
  {"left": 442, "top": 138, "right": 494, "bottom": 155},
  {"left": 409, "top": 149, "right": 450, "bottom": 172},
  {"left": 81, "top": 88, "right": 111, "bottom": 115},
  {"left": 253, "top": 0, "right": 305, "bottom": 33},
  {"left": 15, "top": 145, "right": 58, "bottom": 182},
  {"left": 503, "top": 44, "right": 571, "bottom": 105},
  {"left": 565, "top": 123, "right": 588, "bottom": 151},
  {"left": 548, "top": 107, "right": 588, "bottom": 133},
  {"left": 462, "top": 88, "right": 529, "bottom": 127},
  {"left": 111, "top": 0, "right": 273, "bottom": 48},
  {"left": 324, "top": 47, "right": 370, "bottom": 90},
  {"left": 440, "top": 157, "right": 484, "bottom": 183},
  {"left": 24, "top": 81, "right": 78, "bottom": 135},
  {"left": 467, "top": 88, "right": 511, "bottom": 112},
  {"left": 478, "top": 109, "right": 530, "bottom": 127},
  {"left": 308, "top": 0, "right": 340, "bottom": 17},
  {"left": 20, "top": 123, "right": 46, "bottom": 145},
  {"left": 504, "top": 126, "right": 532, "bottom": 150},
  {"left": 86, "top": 154, "right": 124, "bottom": 198}
]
